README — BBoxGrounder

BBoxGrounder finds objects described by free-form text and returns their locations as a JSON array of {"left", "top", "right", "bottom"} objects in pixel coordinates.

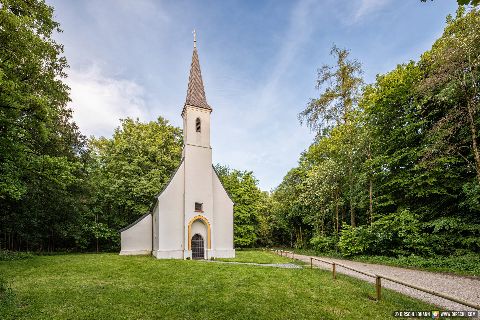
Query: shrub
[
  {"left": 310, "top": 235, "right": 336, "bottom": 253},
  {"left": 339, "top": 210, "right": 430, "bottom": 257},
  {"left": 369, "top": 209, "right": 429, "bottom": 256},
  {"left": 338, "top": 224, "right": 374, "bottom": 256},
  {"left": 0, "top": 250, "right": 33, "bottom": 261}
]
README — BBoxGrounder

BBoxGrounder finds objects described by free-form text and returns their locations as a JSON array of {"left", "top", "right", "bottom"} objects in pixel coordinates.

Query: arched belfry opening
[
  {"left": 191, "top": 233, "right": 204, "bottom": 259},
  {"left": 196, "top": 118, "right": 201, "bottom": 132}
]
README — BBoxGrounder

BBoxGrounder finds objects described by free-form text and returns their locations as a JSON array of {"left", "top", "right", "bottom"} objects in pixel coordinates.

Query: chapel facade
[{"left": 119, "top": 36, "right": 235, "bottom": 259}]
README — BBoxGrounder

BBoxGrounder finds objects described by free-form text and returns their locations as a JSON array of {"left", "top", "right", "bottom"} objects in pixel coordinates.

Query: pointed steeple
[{"left": 185, "top": 31, "right": 211, "bottom": 111}]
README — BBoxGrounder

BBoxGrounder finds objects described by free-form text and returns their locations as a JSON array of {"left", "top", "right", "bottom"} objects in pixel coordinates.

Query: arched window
[{"left": 195, "top": 118, "right": 201, "bottom": 132}]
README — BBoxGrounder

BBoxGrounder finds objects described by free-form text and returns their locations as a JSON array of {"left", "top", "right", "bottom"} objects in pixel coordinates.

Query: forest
[{"left": 1, "top": 1, "right": 479, "bottom": 263}]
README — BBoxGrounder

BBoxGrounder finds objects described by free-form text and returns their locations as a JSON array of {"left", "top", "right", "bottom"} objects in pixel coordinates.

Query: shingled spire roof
[{"left": 185, "top": 33, "right": 211, "bottom": 111}]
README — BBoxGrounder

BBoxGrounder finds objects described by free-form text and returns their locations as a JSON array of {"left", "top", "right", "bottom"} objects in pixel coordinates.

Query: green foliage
[
  {"left": 215, "top": 165, "right": 266, "bottom": 247},
  {"left": 338, "top": 224, "right": 373, "bottom": 256},
  {"left": 0, "top": 0, "right": 88, "bottom": 251},
  {"left": 461, "top": 181, "right": 480, "bottom": 212},
  {"left": 0, "top": 250, "right": 33, "bottom": 261},
  {"left": 87, "top": 117, "right": 182, "bottom": 250},
  {"left": 272, "top": 8, "right": 480, "bottom": 261},
  {"left": 353, "top": 253, "right": 480, "bottom": 277},
  {"left": 309, "top": 235, "right": 336, "bottom": 253},
  {"left": 369, "top": 210, "right": 428, "bottom": 256},
  {"left": 421, "top": 0, "right": 480, "bottom": 7}
]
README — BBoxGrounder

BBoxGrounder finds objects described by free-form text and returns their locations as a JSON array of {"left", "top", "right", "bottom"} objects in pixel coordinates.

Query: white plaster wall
[
  {"left": 154, "top": 161, "right": 185, "bottom": 258},
  {"left": 183, "top": 145, "right": 214, "bottom": 247},
  {"left": 213, "top": 169, "right": 235, "bottom": 258},
  {"left": 152, "top": 203, "right": 159, "bottom": 251},
  {"left": 183, "top": 106, "right": 211, "bottom": 148},
  {"left": 120, "top": 214, "right": 152, "bottom": 255}
]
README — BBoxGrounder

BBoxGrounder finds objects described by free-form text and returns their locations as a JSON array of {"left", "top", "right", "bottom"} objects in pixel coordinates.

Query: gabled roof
[
  {"left": 119, "top": 212, "right": 151, "bottom": 233},
  {"left": 184, "top": 41, "right": 211, "bottom": 111}
]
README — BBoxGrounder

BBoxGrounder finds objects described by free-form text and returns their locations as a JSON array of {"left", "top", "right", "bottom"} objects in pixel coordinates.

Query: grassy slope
[{"left": 0, "top": 252, "right": 434, "bottom": 320}]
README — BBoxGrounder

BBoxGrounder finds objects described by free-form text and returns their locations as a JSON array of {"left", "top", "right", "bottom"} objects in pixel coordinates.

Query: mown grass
[
  {"left": 217, "top": 250, "right": 298, "bottom": 264},
  {"left": 0, "top": 252, "right": 435, "bottom": 319},
  {"left": 288, "top": 248, "right": 480, "bottom": 277}
]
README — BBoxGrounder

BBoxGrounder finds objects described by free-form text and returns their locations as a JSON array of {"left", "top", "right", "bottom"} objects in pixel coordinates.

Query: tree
[
  {"left": 214, "top": 165, "right": 263, "bottom": 247},
  {"left": 299, "top": 45, "right": 364, "bottom": 227},
  {"left": 271, "top": 166, "right": 310, "bottom": 248},
  {"left": 421, "top": 0, "right": 480, "bottom": 7},
  {"left": 0, "top": 0, "right": 87, "bottom": 251},
  {"left": 88, "top": 117, "right": 182, "bottom": 250},
  {"left": 419, "top": 7, "right": 480, "bottom": 184},
  {"left": 299, "top": 45, "right": 363, "bottom": 133}
]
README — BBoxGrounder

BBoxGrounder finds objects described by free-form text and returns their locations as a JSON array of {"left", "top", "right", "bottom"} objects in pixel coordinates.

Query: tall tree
[
  {"left": 299, "top": 45, "right": 364, "bottom": 227},
  {"left": 214, "top": 165, "right": 263, "bottom": 247},
  {"left": 88, "top": 117, "right": 182, "bottom": 250},
  {"left": 0, "top": 0, "right": 87, "bottom": 251},
  {"left": 419, "top": 7, "right": 480, "bottom": 184}
]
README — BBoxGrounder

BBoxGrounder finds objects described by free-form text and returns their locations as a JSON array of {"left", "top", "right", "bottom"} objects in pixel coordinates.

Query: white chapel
[{"left": 119, "top": 35, "right": 235, "bottom": 260}]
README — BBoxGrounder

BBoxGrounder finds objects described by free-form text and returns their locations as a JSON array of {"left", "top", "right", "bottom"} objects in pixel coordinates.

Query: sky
[{"left": 47, "top": 0, "right": 457, "bottom": 191}]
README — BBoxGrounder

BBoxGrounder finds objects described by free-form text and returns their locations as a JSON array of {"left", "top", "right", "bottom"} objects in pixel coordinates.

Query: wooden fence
[{"left": 273, "top": 249, "right": 480, "bottom": 311}]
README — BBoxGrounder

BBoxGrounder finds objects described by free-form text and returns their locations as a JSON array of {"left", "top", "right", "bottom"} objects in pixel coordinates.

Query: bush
[
  {"left": 310, "top": 235, "right": 336, "bottom": 253},
  {"left": 369, "top": 209, "right": 430, "bottom": 256},
  {"left": 338, "top": 224, "right": 374, "bottom": 256},
  {"left": 0, "top": 250, "right": 33, "bottom": 261},
  {"left": 424, "top": 216, "right": 480, "bottom": 254},
  {"left": 338, "top": 210, "right": 430, "bottom": 257}
]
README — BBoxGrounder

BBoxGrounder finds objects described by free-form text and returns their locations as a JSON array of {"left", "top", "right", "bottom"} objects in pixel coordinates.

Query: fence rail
[{"left": 273, "top": 249, "right": 480, "bottom": 311}]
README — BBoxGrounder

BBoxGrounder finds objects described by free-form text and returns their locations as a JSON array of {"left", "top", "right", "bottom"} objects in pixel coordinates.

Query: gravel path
[{"left": 281, "top": 252, "right": 479, "bottom": 312}]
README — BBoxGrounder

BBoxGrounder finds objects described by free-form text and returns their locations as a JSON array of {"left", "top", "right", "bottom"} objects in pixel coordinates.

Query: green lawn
[
  {"left": 217, "top": 250, "right": 298, "bottom": 264},
  {"left": 0, "top": 252, "right": 435, "bottom": 319}
]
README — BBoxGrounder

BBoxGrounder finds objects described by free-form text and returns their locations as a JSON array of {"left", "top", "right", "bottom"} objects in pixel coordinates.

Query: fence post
[
  {"left": 332, "top": 263, "right": 336, "bottom": 279},
  {"left": 292, "top": 251, "right": 295, "bottom": 260},
  {"left": 376, "top": 276, "right": 382, "bottom": 301},
  {"left": 310, "top": 257, "right": 313, "bottom": 269}
]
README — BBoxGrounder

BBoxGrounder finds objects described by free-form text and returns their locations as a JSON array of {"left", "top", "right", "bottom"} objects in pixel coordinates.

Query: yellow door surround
[{"left": 188, "top": 215, "right": 211, "bottom": 250}]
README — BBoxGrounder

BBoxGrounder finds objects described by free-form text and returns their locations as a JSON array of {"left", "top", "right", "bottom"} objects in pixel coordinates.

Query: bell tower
[
  {"left": 182, "top": 31, "right": 215, "bottom": 259},
  {"left": 182, "top": 30, "right": 212, "bottom": 151}
]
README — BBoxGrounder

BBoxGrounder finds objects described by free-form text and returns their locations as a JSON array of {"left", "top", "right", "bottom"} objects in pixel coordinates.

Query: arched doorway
[
  {"left": 191, "top": 233, "right": 204, "bottom": 259},
  {"left": 187, "top": 215, "right": 211, "bottom": 251}
]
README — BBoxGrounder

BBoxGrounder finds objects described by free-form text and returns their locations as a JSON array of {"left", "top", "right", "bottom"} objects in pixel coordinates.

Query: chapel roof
[{"left": 184, "top": 33, "right": 211, "bottom": 111}]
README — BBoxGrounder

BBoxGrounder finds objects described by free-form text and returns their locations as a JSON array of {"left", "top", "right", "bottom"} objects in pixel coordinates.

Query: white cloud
[
  {"left": 66, "top": 66, "right": 149, "bottom": 138},
  {"left": 353, "top": 0, "right": 391, "bottom": 23},
  {"left": 258, "top": 0, "right": 317, "bottom": 111}
]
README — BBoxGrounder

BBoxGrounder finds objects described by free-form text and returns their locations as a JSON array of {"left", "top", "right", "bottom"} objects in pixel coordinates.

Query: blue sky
[{"left": 47, "top": 0, "right": 457, "bottom": 191}]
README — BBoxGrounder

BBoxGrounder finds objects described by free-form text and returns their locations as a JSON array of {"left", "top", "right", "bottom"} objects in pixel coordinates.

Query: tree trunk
[
  {"left": 367, "top": 142, "right": 373, "bottom": 224},
  {"left": 369, "top": 178, "right": 373, "bottom": 224},
  {"left": 348, "top": 159, "right": 355, "bottom": 228},
  {"left": 335, "top": 189, "right": 339, "bottom": 236}
]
